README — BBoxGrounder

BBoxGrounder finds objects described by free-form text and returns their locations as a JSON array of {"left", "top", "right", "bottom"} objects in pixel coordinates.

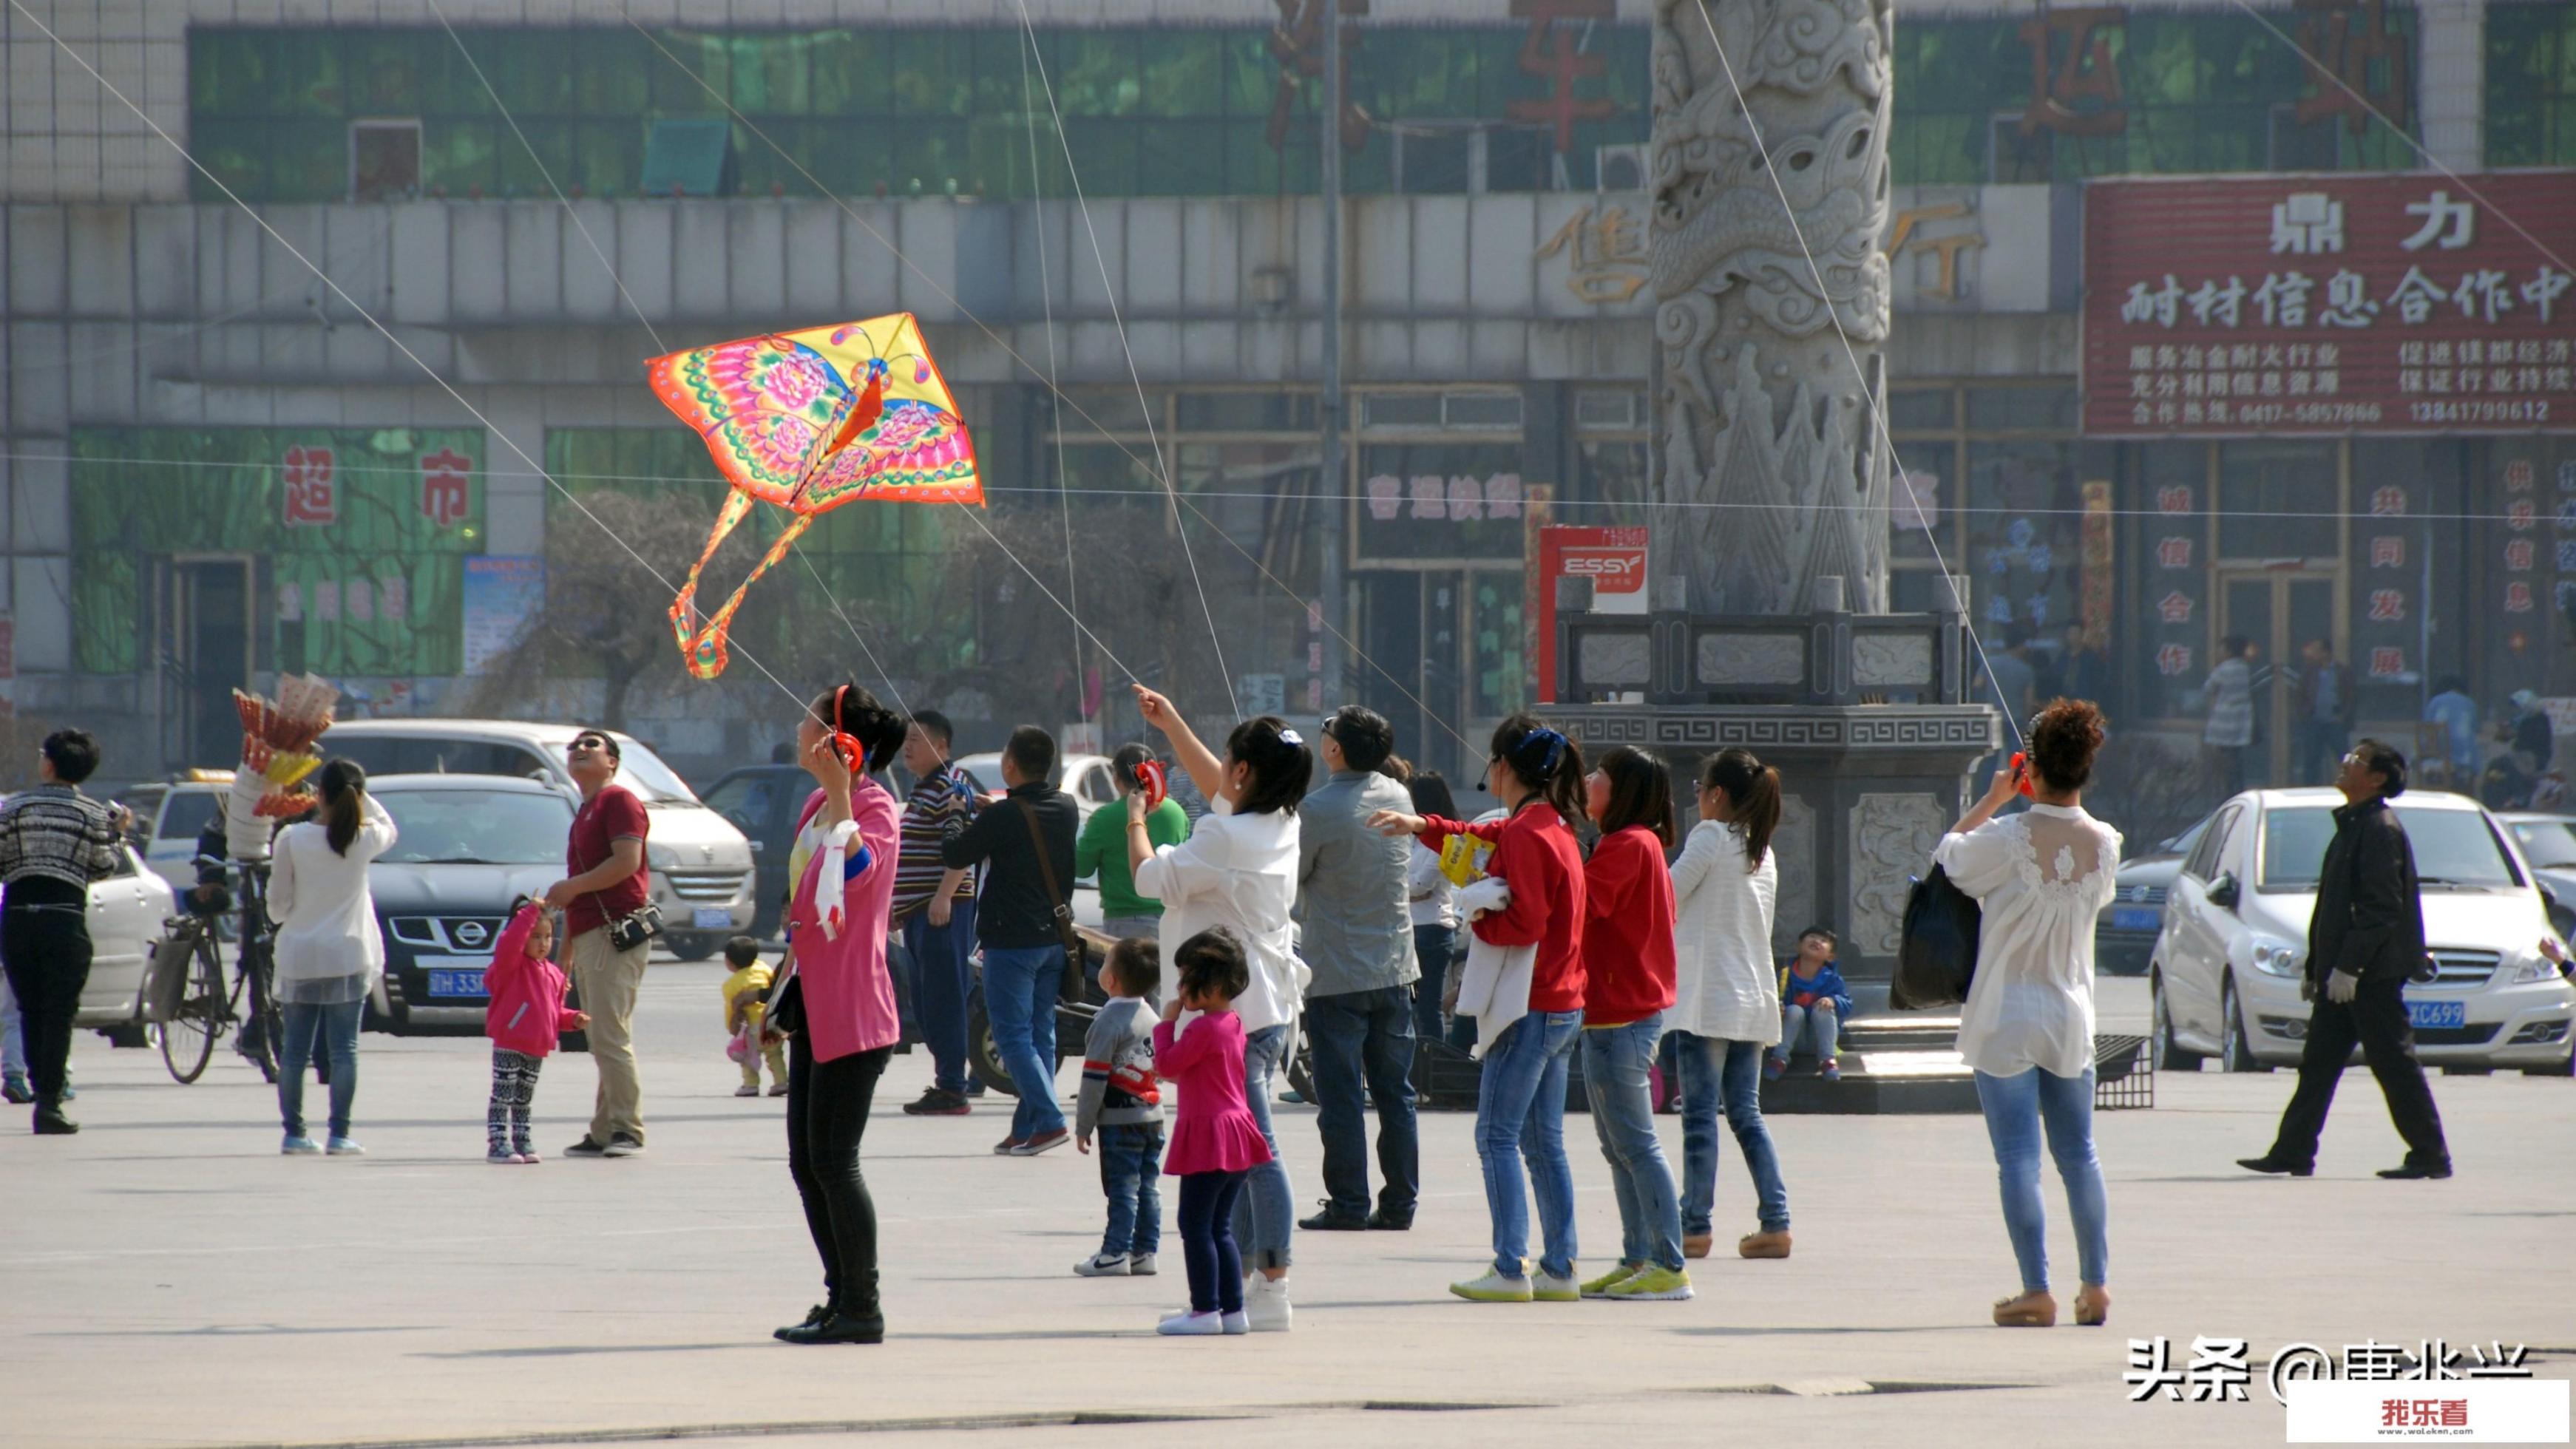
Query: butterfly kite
[{"left": 646, "top": 312, "right": 982, "bottom": 679}]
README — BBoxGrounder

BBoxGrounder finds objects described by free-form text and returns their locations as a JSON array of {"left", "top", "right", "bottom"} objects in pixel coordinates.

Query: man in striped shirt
[
  {"left": 0, "top": 729, "right": 127, "bottom": 1135},
  {"left": 894, "top": 710, "right": 983, "bottom": 1118}
]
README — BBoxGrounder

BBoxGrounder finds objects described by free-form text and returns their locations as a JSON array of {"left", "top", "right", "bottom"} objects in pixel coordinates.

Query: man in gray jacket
[{"left": 1295, "top": 706, "right": 1420, "bottom": 1231}]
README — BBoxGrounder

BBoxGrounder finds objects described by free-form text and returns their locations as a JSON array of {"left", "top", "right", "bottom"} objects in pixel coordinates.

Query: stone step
[
  {"left": 1835, "top": 1013, "right": 1963, "bottom": 1053},
  {"left": 1758, "top": 1049, "right": 1980, "bottom": 1115}
]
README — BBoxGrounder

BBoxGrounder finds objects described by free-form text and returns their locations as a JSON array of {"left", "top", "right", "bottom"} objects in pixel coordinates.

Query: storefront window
[
  {"left": 1967, "top": 441, "right": 2089, "bottom": 637},
  {"left": 2217, "top": 441, "right": 2339, "bottom": 562},
  {"left": 2486, "top": 1, "right": 2576, "bottom": 166},
  {"left": 1355, "top": 442, "right": 1528, "bottom": 563}
]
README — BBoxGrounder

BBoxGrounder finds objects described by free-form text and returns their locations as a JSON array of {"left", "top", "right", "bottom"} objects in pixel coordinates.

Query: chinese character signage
[{"left": 2084, "top": 174, "right": 2576, "bottom": 435}]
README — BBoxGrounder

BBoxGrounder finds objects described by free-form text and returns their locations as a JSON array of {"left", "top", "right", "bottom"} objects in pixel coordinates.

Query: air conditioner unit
[{"left": 1595, "top": 143, "right": 1647, "bottom": 193}]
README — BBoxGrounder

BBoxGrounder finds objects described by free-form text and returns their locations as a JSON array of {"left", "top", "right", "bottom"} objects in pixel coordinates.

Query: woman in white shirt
[
  {"left": 1128, "top": 685, "right": 1311, "bottom": 1331},
  {"left": 1403, "top": 771, "right": 1462, "bottom": 1051},
  {"left": 1931, "top": 699, "right": 2121, "bottom": 1330},
  {"left": 267, "top": 759, "right": 397, "bottom": 1156},
  {"left": 1664, "top": 748, "right": 1792, "bottom": 1261}
]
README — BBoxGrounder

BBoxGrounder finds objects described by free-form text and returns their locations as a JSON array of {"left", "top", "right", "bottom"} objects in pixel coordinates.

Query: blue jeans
[
  {"left": 904, "top": 898, "right": 977, "bottom": 1094},
  {"left": 0, "top": 976, "right": 25, "bottom": 1080},
  {"left": 1973, "top": 1066, "right": 2109, "bottom": 1293},
  {"left": 1409, "top": 924, "right": 1454, "bottom": 1047},
  {"left": 1674, "top": 1032, "right": 1789, "bottom": 1235},
  {"left": 980, "top": 945, "right": 1066, "bottom": 1140},
  {"left": 1474, "top": 1010, "right": 1582, "bottom": 1280},
  {"left": 1582, "top": 1014, "right": 1684, "bottom": 1272},
  {"left": 1772, "top": 1001, "right": 1841, "bottom": 1062},
  {"left": 1306, "top": 983, "right": 1420, "bottom": 1219},
  {"left": 277, "top": 999, "right": 362, "bottom": 1139},
  {"left": 1097, "top": 1122, "right": 1164, "bottom": 1258},
  {"left": 1232, "top": 1022, "right": 1295, "bottom": 1271}
]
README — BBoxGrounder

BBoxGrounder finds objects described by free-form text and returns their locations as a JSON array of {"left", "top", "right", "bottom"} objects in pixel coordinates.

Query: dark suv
[{"left": 360, "top": 775, "right": 578, "bottom": 1036}]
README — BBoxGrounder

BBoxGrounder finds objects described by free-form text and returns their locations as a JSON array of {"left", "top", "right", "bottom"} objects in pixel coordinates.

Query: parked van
[{"left": 319, "top": 719, "right": 754, "bottom": 960}]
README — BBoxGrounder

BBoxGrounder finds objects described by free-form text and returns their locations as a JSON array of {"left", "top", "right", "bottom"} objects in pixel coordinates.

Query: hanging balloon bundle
[{"left": 225, "top": 675, "right": 340, "bottom": 857}]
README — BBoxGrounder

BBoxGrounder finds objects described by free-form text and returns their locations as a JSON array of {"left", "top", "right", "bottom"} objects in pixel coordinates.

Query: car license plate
[
  {"left": 426, "top": 969, "right": 486, "bottom": 999},
  {"left": 2112, "top": 908, "right": 2159, "bottom": 932},
  {"left": 693, "top": 907, "right": 731, "bottom": 930},
  {"left": 2407, "top": 1000, "right": 2465, "bottom": 1030}
]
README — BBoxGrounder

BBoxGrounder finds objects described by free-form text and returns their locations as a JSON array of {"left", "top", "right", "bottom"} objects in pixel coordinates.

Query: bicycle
[{"left": 153, "top": 861, "right": 279, "bottom": 1085}]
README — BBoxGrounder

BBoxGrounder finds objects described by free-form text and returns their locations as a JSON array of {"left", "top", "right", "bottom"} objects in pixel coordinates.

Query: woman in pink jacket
[{"left": 773, "top": 685, "right": 906, "bottom": 1347}]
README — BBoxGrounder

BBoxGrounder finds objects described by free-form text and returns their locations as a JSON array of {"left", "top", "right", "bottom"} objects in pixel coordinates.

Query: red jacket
[
  {"left": 1420, "top": 802, "right": 1587, "bottom": 1015},
  {"left": 1580, "top": 826, "right": 1677, "bottom": 1027},
  {"left": 484, "top": 904, "right": 574, "bottom": 1058}
]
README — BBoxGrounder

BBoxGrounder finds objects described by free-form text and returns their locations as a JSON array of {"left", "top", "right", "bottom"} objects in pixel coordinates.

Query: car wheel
[
  {"left": 2222, "top": 979, "right": 2269, "bottom": 1073},
  {"left": 2152, "top": 972, "right": 2203, "bottom": 1072},
  {"left": 965, "top": 987, "right": 1019, "bottom": 1099},
  {"left": 100, "top": 1022, "right": 150, "bottom": 1050},
  {"left": 2438, "top": 1065, "right": 2493, "bottom": 1076}
]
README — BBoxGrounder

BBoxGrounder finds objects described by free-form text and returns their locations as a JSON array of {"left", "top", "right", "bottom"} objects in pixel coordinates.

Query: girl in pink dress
[{"left": 1152, "top": 927, "right": 1273, "bottom": 1337}]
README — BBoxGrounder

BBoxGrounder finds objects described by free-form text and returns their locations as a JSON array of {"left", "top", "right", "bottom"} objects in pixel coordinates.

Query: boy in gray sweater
[{"left": 1074, "top": 937, "right": 1165, "bottom": 1277}]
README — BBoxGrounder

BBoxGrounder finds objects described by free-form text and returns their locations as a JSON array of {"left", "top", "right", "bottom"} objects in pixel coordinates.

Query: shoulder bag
[
  {"left": 1891, "top": 863, "right": 1982, "bottom": 1010},
  {"left": 1017, "top": 794, "right": 1089, "bottom": 1000}
]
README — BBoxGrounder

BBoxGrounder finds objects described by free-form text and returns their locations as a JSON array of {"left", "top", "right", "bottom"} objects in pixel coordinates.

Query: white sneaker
[
  {"left": 1221, "top": 1311, "right": 1250, "bottom": 1334},
  {"left": 1128, "top": 1252, "right": 1157, "bottom": 1276},
  {"left": 734, "top": 1085, "right": 760, "bottom": 1098},
  {"left": 1074, "top": 1253, "right": 1130, "bottom": 1277},
  {"left": 1156, "top": 1311, "right": 1223, "bottom": 1336},
  {"left": 324, "top": 1136, "right": 365, "bottom": 1156},
  {"left": 1244, "top": 1275, "right": 1293, "bottom": 1332}
]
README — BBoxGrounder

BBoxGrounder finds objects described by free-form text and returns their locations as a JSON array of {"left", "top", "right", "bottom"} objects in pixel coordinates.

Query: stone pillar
[{"left": 1648, "top": 0, "right": 1893, "bottom": 616}]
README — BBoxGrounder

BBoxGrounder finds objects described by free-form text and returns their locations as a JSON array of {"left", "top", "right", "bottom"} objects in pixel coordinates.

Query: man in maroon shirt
[{"left": 544, "top": 728, "right": 651, "bottom": 1158}]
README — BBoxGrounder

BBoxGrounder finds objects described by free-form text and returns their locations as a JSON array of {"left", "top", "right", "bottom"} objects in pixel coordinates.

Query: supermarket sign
[{"left": 2083, "top": 173, "right": 2576, "bottom": 436}]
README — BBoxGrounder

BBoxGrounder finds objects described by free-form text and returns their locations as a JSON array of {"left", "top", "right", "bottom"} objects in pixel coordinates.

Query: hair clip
[
  {"left": 1276, "top": 728, "right": 1304, "bottom": 747},
  {"left": 1520, "top": 726, "right": 1567, "bottom": 773}
]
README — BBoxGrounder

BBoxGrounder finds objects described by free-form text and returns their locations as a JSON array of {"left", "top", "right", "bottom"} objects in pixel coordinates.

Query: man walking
[
  {"left": 894, "top": 710, "right": 981, "bottom": 1117},
  {"left": 0, "top": 730, "right": 126, "bottom": 1134},
  {"left": 941, "top": 725, "right": 1080, "bottom": 1156},
  {"left": 545, "top": 728, "right": 651, "bottom": 1158},
  {"left": 2294, "top": 637, "right": 2356, "bottom": 787},
  {"left": 2240, "top": 740, "right": 2452, "bottom": 1181},
  {"left": 1295, "top": 706, "right": 1420, "bottom": 1231}
]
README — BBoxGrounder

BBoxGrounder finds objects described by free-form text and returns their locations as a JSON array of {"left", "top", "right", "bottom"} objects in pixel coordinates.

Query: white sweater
[
  {"left": 1133, "top": 795, "right": 1306, "bottom": 1036},
  {"left": 268, "top": 796, "right": 397, "bottom": 1001},
  {"left": 1665, "top": 820, "right": 1782, "bottom": 1045}
]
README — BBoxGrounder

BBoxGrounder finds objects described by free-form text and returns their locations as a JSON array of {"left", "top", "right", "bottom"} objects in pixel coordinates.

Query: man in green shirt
[{"left": 1078, "top": 743, "right": 1190, "bottom": 943}]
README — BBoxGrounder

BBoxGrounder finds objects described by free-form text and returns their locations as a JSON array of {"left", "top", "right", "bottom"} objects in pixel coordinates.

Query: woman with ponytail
[
  {"left": 1370, "top": 713, "right": 1589, "bottom": 1304},
  {"left": 268, "top": 758, "right": 397, "bottom": 1155},
  {"left": 773, "top": 685, "right": 907, "bottom": 1346},
  {"left": 1666, "top": 748, "right": 1794, "bottom": 1263},
  {"left": 1129, "top": 685, "right": 1311, "bottom": 1331}
]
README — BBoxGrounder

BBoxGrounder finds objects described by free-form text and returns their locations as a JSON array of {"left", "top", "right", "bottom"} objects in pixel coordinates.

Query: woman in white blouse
[
  {"left": 1932, "top": 699, "right": 2121, "bottom": 1329},
  {"left": 268, "top": 759, "right": 398, "bottom": 1156},
  {"left": 1665, "top": 748, "right": 1792, "bottom": 1261}
]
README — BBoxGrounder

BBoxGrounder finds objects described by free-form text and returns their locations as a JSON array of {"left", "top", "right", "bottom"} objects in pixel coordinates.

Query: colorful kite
[{"left": 645, "top": 312, "right": 982, "bottom": 679}]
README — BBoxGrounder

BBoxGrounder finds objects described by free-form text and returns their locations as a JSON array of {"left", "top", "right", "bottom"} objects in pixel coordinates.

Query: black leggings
[
  {"left": 786, "top": 1034, "right": 891, "bottom": 1315},
  {"left": 1177, "top": 1170, "right": 1249, "bottom": 1314},
  {"left": 2, "top": 887, "right": 92, "bottom": 1111}
]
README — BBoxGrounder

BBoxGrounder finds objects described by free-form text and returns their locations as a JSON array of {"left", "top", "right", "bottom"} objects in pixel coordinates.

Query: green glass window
[{"left": 2489, "top": 1, "right": 2576, "bottom": 166}]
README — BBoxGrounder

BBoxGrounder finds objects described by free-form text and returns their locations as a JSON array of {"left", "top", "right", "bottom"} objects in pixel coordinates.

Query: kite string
[{"left": 1020, "top": 24, "right": 1091, "bottom": 738}]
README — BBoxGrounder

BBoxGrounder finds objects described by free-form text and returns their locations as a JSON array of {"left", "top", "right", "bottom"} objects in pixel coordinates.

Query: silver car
[{"left": 2150, "top": 787, "right": 2576, "bottom": 1076}]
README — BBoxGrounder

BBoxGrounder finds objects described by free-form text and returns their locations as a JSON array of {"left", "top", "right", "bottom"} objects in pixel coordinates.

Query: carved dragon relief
[{"left": 1651, "top": 0, "right": 1894, "bottom": 618}]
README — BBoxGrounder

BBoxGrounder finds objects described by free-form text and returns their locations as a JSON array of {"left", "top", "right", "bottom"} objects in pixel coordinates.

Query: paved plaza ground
[{"left": 4, "top": 968, "right": 2569, "bottom": 1449}]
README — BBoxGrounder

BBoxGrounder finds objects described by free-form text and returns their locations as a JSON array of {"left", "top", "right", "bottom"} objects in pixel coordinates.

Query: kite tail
[{"left": 669, "top": 501, "right": 816, "bottom": 680}]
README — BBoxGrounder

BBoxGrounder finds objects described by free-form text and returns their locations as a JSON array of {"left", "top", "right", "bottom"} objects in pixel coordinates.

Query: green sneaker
[
  {"left": 1605, "top": 1264, "right": 1695, "bottom": 1301},
  {"left": 1448, "top": 1269, "right": 1535, "bottom": 1303},
  {"left": 1531, "top": 1272, "right": 1581, "bottom": 1303},
  {"left": 1579, "top": 1262, "right": 1643, "bottom": 1299}
]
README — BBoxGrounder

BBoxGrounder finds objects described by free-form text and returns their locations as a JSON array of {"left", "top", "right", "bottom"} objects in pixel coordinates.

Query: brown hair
[
  {"left": 2028, "top": 697, "right": 2108, "bottom": 793},
  {"left": 1105, "top": 937, "right": 1162, "bottom": 999},
  {"left": 1700, "top": 748, "right": 1782, "bottom": 868},
  {"left": 316, "top": 757, "right": 367, "bottom": 857},
  {"left": 1593, "top": 746, "right": 1675, "bottom": 848}
]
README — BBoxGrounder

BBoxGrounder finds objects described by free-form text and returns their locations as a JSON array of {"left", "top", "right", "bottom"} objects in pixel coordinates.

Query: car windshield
[
  {"left": 2511, "top": 820, "right": 2576, "bottom": 868},
  {"left": 157, "top": 790, "right": 222, "bottom": 841},
  {"left": 2260, "top": 804, "right": 2524, "bottom": 891},
  {"left": 375, "top": 788, "right": 574, "bottom": 866},
  {"left": 608, "top": 741, "right": 700, "bottom": 805}
]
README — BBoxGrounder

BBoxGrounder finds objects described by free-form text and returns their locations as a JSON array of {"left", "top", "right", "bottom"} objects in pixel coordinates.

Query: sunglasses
[{"left": 568, "top": 738, "right": 609, "bottom": 755}]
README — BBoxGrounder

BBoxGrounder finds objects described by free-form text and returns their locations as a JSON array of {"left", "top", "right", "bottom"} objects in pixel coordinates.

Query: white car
[
  {"left": 320, "top": 720, "right": 756, "bottom": 961},
  {"left": 66, "top": 841, "right": 180, "bottom": 1039},
  {"left": 116, "top": 773, "right": 234, "bottom": 903},
  {"left": 2150, "top": 787, "right": 2576, "bottom": 1076},
  {"left": 946, "top": 751, "right": 1119, "bottom": 821}
]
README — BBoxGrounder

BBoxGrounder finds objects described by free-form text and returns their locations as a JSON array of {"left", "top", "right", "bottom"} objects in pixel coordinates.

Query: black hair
[
  {"left": 1408, "top": 769, "right": 1459, "bottom": 823},
  {"left": 2029, "top": 697, "right": 2108, "bottom": 793},
  {"left": 1798, "top": 924, "right": 1837, "bottom": 948},
  {"left": 997, "top": 724, "right": 1051, "bottom": 785},
  {"left": 2221, "top": 634, "right": 2251, "bottom": 659},
  {"left": 1224, "top": 716, "right": 1313, "bottom": 817},
  {"left": 1105, "top": 937, "right": 1161, "bottom": 999},
  {"left": 40, "top": 728, "right": 101, "bottom": 785},
  {"left": 2004, "top": 624, "right": 2033, "bottom": 651},
  {"left": 316, "top": 757, "right": 367, "bottom": 857},
  {"left": 1593, "top": 746, "right": 1675, "bottom": 848},
  {"left": 1111, "top": 742, "right": 1154, "bottom": 793},
  {"left": 2353, "top": 736, "right": 2409, "bottom": 798},
  {"left": 724, "top": 936, "right": 762, "bottom": 968},
  {"left": 2434, "top": 673, "right": 2469, "bottom": 696},
  {"left": 1488, "top": 713, "right": 1584, "bottom": 824},
  {"left": 909, "top": 709, "right": 955, "bottom": 748},
  {"left": 809, "top": 685, "right": 906, "bottom": 773},
  {"left": 1324, "top": 706, "right": 1396, "bottom": 775},
  {"left": 1173, "top": 926, "right": 1250, "bottom": 1005},
  {"left": 572, "top": 727, "right": 622, "bottom": 763},
  {"left": 1701, "top": 747, "right": 1783, "bottom": 868}
]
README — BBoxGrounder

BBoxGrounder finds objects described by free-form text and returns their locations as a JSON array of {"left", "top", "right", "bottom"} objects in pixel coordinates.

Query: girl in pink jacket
[{"left": 482, "top": 900, "right": 587, "bottom": 1164}]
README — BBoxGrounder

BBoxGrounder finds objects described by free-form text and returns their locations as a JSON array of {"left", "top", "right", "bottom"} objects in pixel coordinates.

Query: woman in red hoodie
[
  {"left": 1372, "top": 714, "right": 1588, "bottom": 1304},
  {"left": 1574, "top": 747, "right": 1689, "bottom": 1302}
]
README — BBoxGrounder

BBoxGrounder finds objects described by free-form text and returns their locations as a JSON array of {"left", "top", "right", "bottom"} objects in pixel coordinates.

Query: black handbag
[
  {"left": 765, "top": 966, "right": 806, "bottom": 1039},
  {"left": 603, "top": 900, "right": 663, "bottom": 954},
  {"left": 1891, "top": 863, "right": 1983, "bottom": 1010}
]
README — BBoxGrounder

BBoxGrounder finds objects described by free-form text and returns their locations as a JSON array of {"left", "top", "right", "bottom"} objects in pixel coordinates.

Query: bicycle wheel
[
  {"left": 250, "top": 947, "right": 282, "bottom": 1085},
  {"left": 161, "top": 932, "right": 222, "bottom": 1085}
]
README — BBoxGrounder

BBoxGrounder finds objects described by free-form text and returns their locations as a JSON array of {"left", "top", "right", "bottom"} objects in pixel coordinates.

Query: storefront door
[{"left": 2217, "top": 571, "right": 2339, "bottom": 787}]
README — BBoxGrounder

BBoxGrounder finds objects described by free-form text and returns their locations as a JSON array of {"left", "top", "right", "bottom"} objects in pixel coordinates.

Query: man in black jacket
[
  {"left": 2240, "top": 739, "right": 2452, "bottom": 1181},
  {"left": 940, "top": 725, "right": 1081, "bottom": 1157}
]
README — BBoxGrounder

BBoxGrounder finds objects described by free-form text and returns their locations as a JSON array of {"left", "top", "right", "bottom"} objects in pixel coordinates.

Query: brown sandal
[
  {"left": 2073, "top": 1285, "right": 2110, "bottom": 1326},
  {"left": 1992, "top": 1290, "right": 2057, "bottom": 1327}
]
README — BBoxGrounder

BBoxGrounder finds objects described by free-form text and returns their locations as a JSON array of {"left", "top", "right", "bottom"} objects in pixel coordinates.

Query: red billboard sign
[
  {"left": 2083, "top": 173, "right": 2576, "bottom": 436},
  {"left": 1535, "top": 525, "right": 1648, "bottom": 702}
]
